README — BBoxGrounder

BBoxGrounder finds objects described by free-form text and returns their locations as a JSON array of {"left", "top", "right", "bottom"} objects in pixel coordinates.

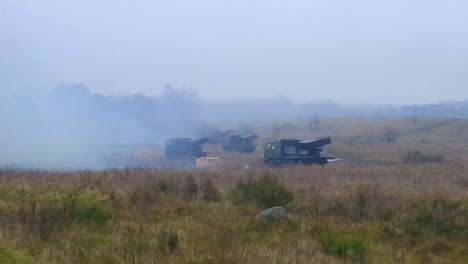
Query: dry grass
[
  {"left": 0, "top": 118, "right": 467, "bottom": 263},
  {"left": 0, "top": 159, "right": 466, "bottom": 263}
]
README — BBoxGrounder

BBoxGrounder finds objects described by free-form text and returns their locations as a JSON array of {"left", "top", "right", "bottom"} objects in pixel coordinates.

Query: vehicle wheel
[{"left": 296, "top": 160, "right": 304, "bottom": 166}]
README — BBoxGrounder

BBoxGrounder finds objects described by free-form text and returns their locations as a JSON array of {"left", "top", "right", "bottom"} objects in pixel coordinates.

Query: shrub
[
  {"left": 383, "top": 126, "right": 399, "bottom": 143},
  {"left": 63, "top": 191, "right": 112, "bottom": 225},
  {"left": 406, "top": 197, "right": 468, "bottom": 238},
  {"left": 319, "top": 235, "right": 367, "bottom": 263},
  {"left": 200, "top": 178, "right": 220, "bottom": 201},
  {"left": 356, "top": 188, "right": 368, "bottom": 220},
  {"left": 158, "top": 229, "right": 179, "bottom": 255},
  {"left": 129, "top": 185, "right": 162, "bottom": 209},
  {"left": 157, "top": 180, "right": 171, "bottom": 194},
  {"left": 183, "top": 176, "right": 199, "bottom": 199},
  {"left": 18, "top": 200, "right": 66, "bottom": 241},
  {"left": 231, "top": 175, "right": 294, "bottom": 208},
  {"left": 402, "top": 150, "right": 444, "bottom": 164},
  {"left": 18, "top": 199, "right": 67, "bottom": 241},
  {"left": 308, "top": 115, "right": 321, "bottom": 131},
  {"left": 37, "top": 201, "right": 64, "bottom": 240}
]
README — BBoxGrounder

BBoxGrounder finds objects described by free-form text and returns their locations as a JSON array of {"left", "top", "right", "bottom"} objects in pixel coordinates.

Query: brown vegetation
[
  {"left": 1, "top": 118, "right": 467, "bottom": 263},
  {"left": 0, "top": 159, "right": 466, "bottom": 263}
]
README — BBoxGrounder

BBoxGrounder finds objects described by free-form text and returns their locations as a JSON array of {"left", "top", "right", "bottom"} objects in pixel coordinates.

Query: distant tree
[
  {"left": 315, "top": 115, "right": 321, "bottom": 128},
  {"left": 402, "top": 150, "right": 444, "bottom": 164},
  {"left": 272, "top": 120, "right": 280, "bottom": 139},
  {"left": 383, "top": 126, "right": 399, "bottom": 143},
  {"left": 307, "top": 115, "right": 321, "bottom": 131}
]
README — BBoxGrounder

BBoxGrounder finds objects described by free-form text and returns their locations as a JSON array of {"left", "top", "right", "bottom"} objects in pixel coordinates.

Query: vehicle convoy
[
  {"left": 206, "top": 129, "right": 234, "bottom": 144},
  {"left": 264, "top": 137, "right": 332, "bottom": 166},
  {"left": 222, "top": 134, "right": 259, "bottom": 153},
  {"left": 165, "top": 138, "right": 209, "bottom": 160}
]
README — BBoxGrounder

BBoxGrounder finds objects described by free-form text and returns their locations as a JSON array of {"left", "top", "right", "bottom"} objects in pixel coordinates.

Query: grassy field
[{"left": 0, "top": 118, "right": 467, "bottom": 263}]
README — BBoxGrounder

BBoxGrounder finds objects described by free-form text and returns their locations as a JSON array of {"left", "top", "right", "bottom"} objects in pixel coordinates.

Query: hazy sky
[{"left": 1, "top": 0, "right": 467, "bottom": 104}]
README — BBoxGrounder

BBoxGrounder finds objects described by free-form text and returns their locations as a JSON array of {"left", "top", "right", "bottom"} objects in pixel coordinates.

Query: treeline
[
  {"left": 300, "top": 101, "right": 468, "bottom": 119},
  {"left": 202, "top": 98, "right": 468, "bottom": 123}
]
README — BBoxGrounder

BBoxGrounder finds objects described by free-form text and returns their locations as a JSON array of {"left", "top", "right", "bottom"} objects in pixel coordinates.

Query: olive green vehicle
[
  {"left": 165, "top": 138, "right": 209, "bottom": 160},
  {"left": 264, "top": 137, "right": 332, "bottom": 166},
  {"left": 222, "top": 134, "right": 258, "bottom": 153}
]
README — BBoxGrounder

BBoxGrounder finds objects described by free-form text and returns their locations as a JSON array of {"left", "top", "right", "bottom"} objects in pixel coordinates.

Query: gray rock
[{"left": 256, "top": 207, "right": 288, "bottom": 221}]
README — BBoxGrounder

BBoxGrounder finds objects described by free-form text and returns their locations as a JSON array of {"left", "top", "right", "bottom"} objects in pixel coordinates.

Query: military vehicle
[
  {"left": 264, "top": 137, "right": 332, "bottom": 166},
  {"left": 222, "top": 134, "right": 259, "bottom": 153},
  {"left": 165, "top": 138, "right": 209, "bottom": 160},
  {"left": 207, "top": 129, "right": 234, "bottom": 144}
]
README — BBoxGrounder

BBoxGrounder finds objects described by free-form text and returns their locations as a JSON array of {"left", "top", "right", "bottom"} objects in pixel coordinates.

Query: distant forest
[
  {"left": 300, "top": 100, "right": 468, "bottom": 119},
  {"left": 202, "top": 97, "right": 468, "bottom": 123},
  {"left": 4, "top": 84, "right": 465, "bottom": 134},
  {"left": 43, "top": 84, "right": 468, "bottom": 123},
  {"left": 46, "top": 84, "right": 468, "bottom": 124}
]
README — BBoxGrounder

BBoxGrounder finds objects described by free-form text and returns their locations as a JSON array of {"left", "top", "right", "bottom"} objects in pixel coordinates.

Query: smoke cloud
[
  {"left": 0, "top": 83, "right": 204, "bottom": 169},
  {"left": 1, "top": 83, "right": 467, "bottom": 170}
]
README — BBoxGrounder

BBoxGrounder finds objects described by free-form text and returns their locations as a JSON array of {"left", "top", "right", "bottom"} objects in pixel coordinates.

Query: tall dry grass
[
  {"left": 0, "top": 159, "right": 466, "bottom": 263},
  {"left": 1, "top": 116, "right": 468, "bottom": 263}
]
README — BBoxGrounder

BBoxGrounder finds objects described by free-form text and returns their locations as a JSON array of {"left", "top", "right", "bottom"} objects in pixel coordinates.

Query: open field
[
  {"left": 0, "top": 118, "right": 467, "bottom": 263},
  {"left": 209, "top": 117, "right": 468, "bottom": 167}
]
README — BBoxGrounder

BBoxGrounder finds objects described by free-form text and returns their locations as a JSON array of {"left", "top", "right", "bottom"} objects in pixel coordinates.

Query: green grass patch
[
  {"left": 405, "top": 197, "right": 468, "bottom": 239},
  {"left": 231, "top": 175, "right": 294, "bottom": 208},
  {"left": 0, "top": 247, "right": 39, "bottom": 264},
  {"left": 319, "top": 235, "right": 367, "bottom": 263},
  {"left": 158, "top": 229, "right": 179, "bottom": 255},
  {"left": 64, "top": 191, "right": 113, "bottom": 225}
]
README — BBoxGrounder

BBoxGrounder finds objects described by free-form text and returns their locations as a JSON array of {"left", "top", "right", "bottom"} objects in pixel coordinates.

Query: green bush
[
  {"left": 231, "top": 175, "right": 294, "bottom": 208},
  {"left": 157, "top": 180, "right": 171, "bottom": 194},
  {"left": 383, "top": 126, "right": 399, "bottom": 143},
  {"left": 356, "top": 187, "right": 368, "bottom": 220},
  {"left": 406, "top": 197, "right": 468, "bottom": 238},
  {"left": 200, "top": 178, "right": 220, "bottom": 201},
  {"left": 319, "top": 235, "right": 367, "bottom": 263},
  {"left": 64, "top": 191, "right": 112, "bottom": 225},
  {"left": 402, "top": 150, "right": 444, "bottom": 164},
  {"left": 158, "top": 229, "right": 179, "bottom": 255},
  {"left": 17, "top": 197, "right": 69, "bottom": 241},
  {"left": 183, "top": 176, "right": 199, "bottom": 199},
  {"left": 37, "top": 200, "right": 65, "bottom": 240}
]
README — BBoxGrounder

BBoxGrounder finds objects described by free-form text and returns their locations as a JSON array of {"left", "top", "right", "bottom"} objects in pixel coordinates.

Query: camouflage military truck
[
  {"left": 165, "top": 138, "right": 209, "bottom": 160},
  {"left": 264, "top": 137, "right": 332, "bottom": 166},
  {"left": 222, "top": 134, "right": 259, "bottom": 153},
  {"left": 206, "top": 129, "right": 234, "bottom": 144}
]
